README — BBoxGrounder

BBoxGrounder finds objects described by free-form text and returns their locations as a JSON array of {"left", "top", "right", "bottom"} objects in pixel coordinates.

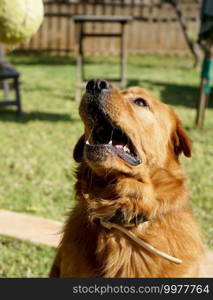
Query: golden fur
[{"left": 50, "top": 83, "right": 203, "bottom": 277}]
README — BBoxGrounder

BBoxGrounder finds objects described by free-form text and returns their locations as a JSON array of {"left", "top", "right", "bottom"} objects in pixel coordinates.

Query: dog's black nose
[{"left": 86, "top": 78, "right": 111, "bottom": 94}]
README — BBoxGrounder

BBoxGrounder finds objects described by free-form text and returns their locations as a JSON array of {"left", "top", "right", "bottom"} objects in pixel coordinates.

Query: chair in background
[{"left": 0, "top": 45, "right": 22, "bottom": 115}]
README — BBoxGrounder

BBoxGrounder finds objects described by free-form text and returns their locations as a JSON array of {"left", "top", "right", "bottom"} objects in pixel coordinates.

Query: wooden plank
[
  {"left": 57, "top": 3, "right": 61, "bottom": 55},
  {"left": 196, "top": 78, "right": 209, "bottom": 128},
  {"left": 73, "top": 16, "right": 133, "bottom": 22},
  {"left": 47, "top": 3, "right": 53, "bottom": 51},
  {"left": 83, "top": 33, "right": 122, "bottom": 37},
  {"left": 0, "top": 210, "right": 62, "bottom": 248}
]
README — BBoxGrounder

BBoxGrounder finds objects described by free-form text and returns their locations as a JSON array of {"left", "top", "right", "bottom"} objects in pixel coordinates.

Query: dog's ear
[
  {"left": 73, "top": 134, "right": 85, "bottom": 163},
  {"left": 173, "top": 122, "right": 192, "bottom": 158}
]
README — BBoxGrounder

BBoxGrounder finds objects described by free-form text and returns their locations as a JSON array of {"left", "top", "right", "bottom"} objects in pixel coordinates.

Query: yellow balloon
[{"left": 0, "top": 0, "right": 44, "bottom": 45}]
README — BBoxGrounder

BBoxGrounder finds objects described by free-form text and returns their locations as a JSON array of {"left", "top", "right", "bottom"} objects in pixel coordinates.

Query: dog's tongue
[
  {"left": 115, "top": 144, "right": 124, "bottom": 149},
  {"left": 112, "top": 139, "right": 125, "bottom": 148}
]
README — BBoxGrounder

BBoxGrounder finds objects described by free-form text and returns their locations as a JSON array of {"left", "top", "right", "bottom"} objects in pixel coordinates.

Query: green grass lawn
[
  {"left": 0, "top": 54, "right": 212, "bottom": 277},
  {"left": 0, "top": 236, "right": 55, "bottom": 277}
]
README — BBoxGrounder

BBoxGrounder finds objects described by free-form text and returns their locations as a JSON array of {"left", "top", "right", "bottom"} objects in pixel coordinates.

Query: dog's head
[{"left": 74, "top": 79, "right": 192, "bottom": 176}]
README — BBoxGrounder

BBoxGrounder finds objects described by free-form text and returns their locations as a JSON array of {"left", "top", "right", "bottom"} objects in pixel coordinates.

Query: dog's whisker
[
  {"left": 87, "top": 124, "right": 95, "bottom": 144},
  {"left": 110, "top": 128, "right": 114, "bottom": 142}
]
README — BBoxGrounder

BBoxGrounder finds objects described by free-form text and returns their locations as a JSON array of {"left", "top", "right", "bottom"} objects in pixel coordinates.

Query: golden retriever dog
[{"left": 50, "top": 79, "right": 203, "bottom": 277}]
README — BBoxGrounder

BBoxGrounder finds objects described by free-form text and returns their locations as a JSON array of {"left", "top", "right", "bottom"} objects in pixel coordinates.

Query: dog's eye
[{"left": 134, "top": 98, "right": 148, "bottom": 107}]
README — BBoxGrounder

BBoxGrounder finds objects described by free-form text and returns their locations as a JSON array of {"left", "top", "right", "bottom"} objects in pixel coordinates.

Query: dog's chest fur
[
  {"left": 63, "top": 168, "right": 203, "bottom": 278},
  {"left": 58, "top": 202, "right": 202, "bottom": 278},
  {"left": 94, "top": 216, "right": 201, "bottom": 277},
  {"left": 52, "top": 166, "right": 203, "bottom": 278}
]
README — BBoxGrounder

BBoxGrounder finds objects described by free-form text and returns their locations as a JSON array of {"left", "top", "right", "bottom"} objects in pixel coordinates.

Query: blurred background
[{"left": 0, "top": 0, "right": 212, "bottom": 277}]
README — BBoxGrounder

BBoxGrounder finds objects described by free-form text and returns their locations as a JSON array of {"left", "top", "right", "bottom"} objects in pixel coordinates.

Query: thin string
[{"left": 100, "top": 219, "right": 182, "bottom": 265}]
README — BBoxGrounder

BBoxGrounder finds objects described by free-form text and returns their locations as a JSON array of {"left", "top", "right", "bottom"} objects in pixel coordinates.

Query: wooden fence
[{"left": 17, "top": 0, "right": 201, "bottom": 56}]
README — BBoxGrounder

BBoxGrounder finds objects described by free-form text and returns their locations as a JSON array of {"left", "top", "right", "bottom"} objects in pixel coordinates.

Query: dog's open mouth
[{"left": 85, "top": 109, "right": 142, "bottom": 166}]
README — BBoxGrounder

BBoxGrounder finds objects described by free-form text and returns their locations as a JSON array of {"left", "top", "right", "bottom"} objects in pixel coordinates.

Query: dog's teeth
[
  {"left": 124, "top": 145, "right": 130, "bottom": 153},
  {"left": 109, "top": 140, "right": 112, "bottom": 145},
  {"left": 86, "top": 140, "right": 90, "bottom": 145}
]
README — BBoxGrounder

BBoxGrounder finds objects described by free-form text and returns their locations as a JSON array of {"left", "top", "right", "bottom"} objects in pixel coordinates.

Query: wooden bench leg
[
  {"left": 14, "top": 77, "right": 22, "bottom": 116},
  {"left": 196, "top": 78, "right": 209, "bottom": 128},
  {"left": 195, "top": 54, "right": 212, "bottom": 128},
  {"left": 120, "top": 23, "right": 127, "bottom": 88},
  {"left": 75, "top": 82, "right": 82, "bottom": 102},
  {"left": 75, "top": 23, "right": 84, "bottom": 101},
  {"left": 3, "top": 80, "right": 10, "bottom": 99}
]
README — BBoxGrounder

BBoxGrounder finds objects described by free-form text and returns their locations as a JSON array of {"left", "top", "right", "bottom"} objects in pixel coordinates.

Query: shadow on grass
[
  {"left": 127, "top": 79, "right": 213, "bottom": 109},
  {"left": 7, "top": 53, "right": 120, "bottom": 66},
  {"left": 7, "top": 53, "right": 76, "bottom": 66},
  {"left": 0, "top": 110, "right": 79, "bottom": 123}
]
